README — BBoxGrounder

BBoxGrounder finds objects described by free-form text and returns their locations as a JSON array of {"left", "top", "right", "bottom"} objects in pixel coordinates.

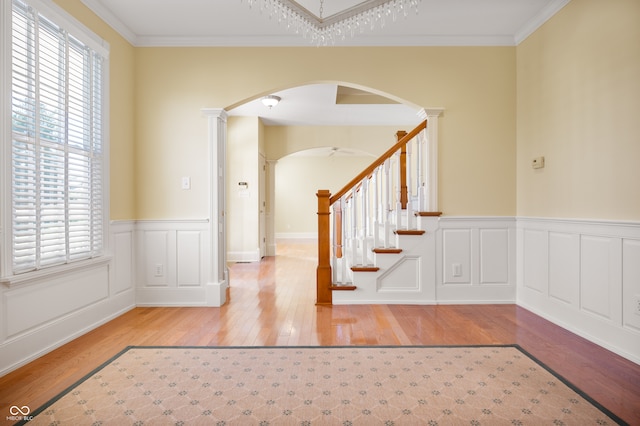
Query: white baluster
[
  {"left": 361, "top": 177, "right": 369, "bottom": 266},
  {"left": 340, "top": 197, "right": 348, "bottom": 283},
  {"left": 332, "top": 202, "right": 338, "bottom": 284},
  {"left": 416, "top": 130, "right": 424, "bottom": 212},
  {"left": 406, "top": 141, "right": 413, "bottom": 230},
  {"left": 372, "top": 168, "right": 380, "bottom": 248},
  {"left": 384, "top": 158, "right": 391, "bottom": 248},
  {"left": 351, "top": 190, "right": 358, "bottom": 266},
  {"left": 395, "top": 151, "right": 402, "bottom": 230}
]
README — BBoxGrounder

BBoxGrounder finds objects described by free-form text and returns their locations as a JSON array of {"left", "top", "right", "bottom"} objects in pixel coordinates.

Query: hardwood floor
[{"left": 1, "top": 239, "right": 639, "bottom": 424}]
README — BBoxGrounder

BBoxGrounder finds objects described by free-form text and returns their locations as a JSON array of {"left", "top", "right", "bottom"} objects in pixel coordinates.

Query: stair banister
[
  {"left": 316, "top": 119, "right": 428, "bottom": 305},
  {"left": 329, "top": 120, "right": 427, "bottom": 205}
]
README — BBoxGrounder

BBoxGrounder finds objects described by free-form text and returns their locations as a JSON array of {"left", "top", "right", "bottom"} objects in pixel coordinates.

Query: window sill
[{"left": 1, "top": 256, "right": 112, "bottom": 288}]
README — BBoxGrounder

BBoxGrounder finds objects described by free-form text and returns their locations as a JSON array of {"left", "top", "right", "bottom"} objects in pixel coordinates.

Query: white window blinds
[{"left": 11, "top": 0, "right": 105, "bottom": 274}]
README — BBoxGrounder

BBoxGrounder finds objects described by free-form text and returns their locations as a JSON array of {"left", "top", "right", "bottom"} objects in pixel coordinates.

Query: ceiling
[
  {"left": 82, "top": 0, "right": 569, "bottom": 47},
  {"left": 80, "top": 0, "right": 570, "bottom": 126}
]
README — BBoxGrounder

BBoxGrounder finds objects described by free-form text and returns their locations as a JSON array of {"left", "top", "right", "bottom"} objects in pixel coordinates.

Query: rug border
[{"left": 20, "top": 344, "right": 627, "bottom": 426}]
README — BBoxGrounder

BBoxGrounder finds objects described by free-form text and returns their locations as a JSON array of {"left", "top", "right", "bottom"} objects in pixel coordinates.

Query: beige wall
[
  {"left": 54, "top": 0, "right": 136, "bottom": 220},
  {"left": 516, "top": 0, "right": 640, "bottom": 221},
  {"left": 133, "top": 46, "right": 516, "bottom": 219},
  {"left": 265, "top": 125, "right": 406, "bottom": 160},
  {"left": 227, "top": 117, "right": 262, "bottom": 255},
  {"left": 53, "top": 2, "right": 518, "bottom": 221},
  {"left": 275, "top": 155, "right": 374, "bottom": 235},
  {"left": 267, "top": 125, "right": 401, "bottom": 235}
]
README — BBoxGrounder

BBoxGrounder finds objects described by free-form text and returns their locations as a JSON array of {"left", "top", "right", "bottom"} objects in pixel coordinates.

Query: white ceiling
[
  {"left": 80, "top": 0, "right": 570, "bottom": 126},
  {"left": 82, "top": 0, "right": 569, "bottom": 47},
  {"left": 227, "top": 83, "right": 424, "bottom": 127}
]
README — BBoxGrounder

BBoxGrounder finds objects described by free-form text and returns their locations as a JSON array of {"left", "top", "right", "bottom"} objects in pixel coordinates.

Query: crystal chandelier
[{"left": 242, "top": 0, "right": 422, "bottom": 46}]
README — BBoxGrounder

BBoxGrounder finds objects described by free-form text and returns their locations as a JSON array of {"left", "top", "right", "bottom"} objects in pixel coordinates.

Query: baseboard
[
  {"left": 275, "top": 232, "right": 317, "bottom": 240},
  {"left": 227, "top": 249, "right": 261, "bottom": 262}
]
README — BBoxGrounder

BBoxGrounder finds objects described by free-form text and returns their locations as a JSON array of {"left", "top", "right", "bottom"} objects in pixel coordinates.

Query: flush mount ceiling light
[
  {"left": 242, "top": 0, "right": 421, "bottom": 46},
  {"left": 261, "top": 95, "right": 281, "bottom": 108}
]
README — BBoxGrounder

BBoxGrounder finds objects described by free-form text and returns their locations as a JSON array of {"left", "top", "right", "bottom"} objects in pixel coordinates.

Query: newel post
[{"left": 316, "top": 189, "right": 332, "bottom": 305}]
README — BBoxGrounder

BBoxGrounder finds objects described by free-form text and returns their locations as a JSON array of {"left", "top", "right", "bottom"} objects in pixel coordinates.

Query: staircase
[{"left": 316, "top": 120, "right": 442, "bottom": 305}]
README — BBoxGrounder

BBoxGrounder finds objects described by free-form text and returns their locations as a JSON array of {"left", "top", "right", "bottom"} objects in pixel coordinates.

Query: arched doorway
[{"left": 225, "top": 82, "right": 423, "bottom": 260}]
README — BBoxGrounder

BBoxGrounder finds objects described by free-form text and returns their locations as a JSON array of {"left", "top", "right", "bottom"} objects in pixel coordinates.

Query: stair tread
[
  {"left": 373, "top": 248, "right": 403, "bottom": 254},
  {"left": 351, "top": 266, "right": 380, "bottom": 272},
  {"left": 330, "top": 285, "right": 357, "bottom": 291},
  {"left": 415, "top": 211, "right": 443, "bottom": 217},
  {"left": 394, "top": 229, "right": 426, "bottom": 235}
]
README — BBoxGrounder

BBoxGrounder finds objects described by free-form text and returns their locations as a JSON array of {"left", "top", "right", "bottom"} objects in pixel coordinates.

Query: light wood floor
[{"left": 1, "top": 239, "right": 639, "bottom": 424}]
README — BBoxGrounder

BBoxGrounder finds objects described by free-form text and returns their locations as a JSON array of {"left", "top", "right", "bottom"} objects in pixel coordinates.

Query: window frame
[{"left": 0, "top": 0, "right": 110, "bottom": 286}]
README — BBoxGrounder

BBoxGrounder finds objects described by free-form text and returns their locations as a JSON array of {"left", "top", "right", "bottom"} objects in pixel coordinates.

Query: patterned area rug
[{"left": 22, "top": 345, "right": 623, "bottom": 425}]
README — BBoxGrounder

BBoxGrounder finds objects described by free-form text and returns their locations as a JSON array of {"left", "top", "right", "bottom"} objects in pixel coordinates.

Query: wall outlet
[
  {"left": 155, "top": 264, "right": 164, "bottom": 277},
  {"left": 452, "top": 263, "right": 462, "bottom": 277}
]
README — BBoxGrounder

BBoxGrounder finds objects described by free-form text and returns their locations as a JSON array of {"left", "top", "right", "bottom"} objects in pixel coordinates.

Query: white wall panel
[
  {"left": 135, "top": 220, "right": 213, "bottom": 306},
  {"left": 5, "top": 266, "right": 109, "bottom": 337},
  {"left": 376, "top": 256, "right": 420, "bottom": 292},
  {"left": 113, "top": 230, "right": 134, "bottom": 294},
  {"left": 518, "top": 217, "right": 639, "bottom": 365},
  {"left": 580, "top": 236, "right": 613, "bottom": 320},
  {"left": 623, "top": 239, "right": 640, "bottom": 332},
  {"left": 548, "top": 232, "right": 579, "bottom": 305},
  {"left": 435, "top": 217, "right": 515, "bottom": 304},
  {"left": 144, "top": 231, "right": 170, "bottom": 287},
  {"left": 480, "top": 228, "right": 509, "bottom": 284},
  {"left": 522, "top": 229, "right": 547, "bottom": 293},
  {"left": 177, "top": 231, "right": 201, "bottom": 286},
  {"left": 442, "top": 229, "right": 471, "bottom": 285}
]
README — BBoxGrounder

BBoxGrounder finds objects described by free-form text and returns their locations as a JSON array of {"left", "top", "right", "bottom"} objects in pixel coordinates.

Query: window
[{"left": 5, "top": 0, "right": 108, "bottom": 277}]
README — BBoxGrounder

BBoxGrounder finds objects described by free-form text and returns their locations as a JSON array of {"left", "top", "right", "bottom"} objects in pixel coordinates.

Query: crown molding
[
  {"left": 81, "top": 0, "right": 138, "bottom": 45},
  {"left": 514, "top": 0, "right": 571, "bottom": 45}
]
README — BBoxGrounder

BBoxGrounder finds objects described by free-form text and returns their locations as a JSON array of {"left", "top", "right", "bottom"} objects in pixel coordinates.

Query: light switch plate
[{"left": 181, "top": 176, "right": 191, "bottom": 190}]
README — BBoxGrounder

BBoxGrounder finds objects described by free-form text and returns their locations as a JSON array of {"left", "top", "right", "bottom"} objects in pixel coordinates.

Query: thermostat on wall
[{"left": 532, "top": 156, "right": 545, "bottom": 169}]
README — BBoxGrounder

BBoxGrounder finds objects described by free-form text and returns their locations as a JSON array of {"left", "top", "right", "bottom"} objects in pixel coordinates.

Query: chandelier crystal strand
[{"left": 243, "top": 0, "right": 421, "bottom": 46}]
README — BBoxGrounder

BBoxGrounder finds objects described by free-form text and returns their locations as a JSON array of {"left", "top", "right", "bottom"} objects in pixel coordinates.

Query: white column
[
  {"left": 202, "top": 108, "right": 228, "bottom": 306},
  {"left": 418, "top": 108, "right": 445, "bottom": 212}
]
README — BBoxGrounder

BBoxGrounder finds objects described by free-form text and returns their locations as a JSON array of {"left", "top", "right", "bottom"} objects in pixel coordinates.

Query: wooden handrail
[{"left": 329, "top": 120, "right": 426, "bottom": 205}]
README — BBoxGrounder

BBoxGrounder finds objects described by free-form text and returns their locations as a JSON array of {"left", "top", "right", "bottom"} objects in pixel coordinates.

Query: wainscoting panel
[
  {"left": 479, "top": 228, "right": 509, "bottom": 285},
  {"left": 522, "top": 229, "right": 547, "bottom": 294},
  {"left": 436, "top": 218, "right": 516, "bottom": 304},
  {"left": 0, "top": 221, "right": 136, "bottom": 376},
  {"left": 517, "top": 218, "right": 640, "bottom": 364},
  {"left": 177, "top": 231, "right": 202, "bottom": 287},
  {"left": 580, "top": 236, "right": 619, "bottom": 321},
  {"left": 112, "top": 222, "right": 135, "bottom": 295},
  {"left": 623, "top": 239, "right": 640, "bottom": 332},
  {"left": 442, "top": 229, "right": 471, "bottom": 285},
  {"left": 4, "top": 265, "right": 109, "bottom": 338},
  {"left": 548, "top": 232, "right": 579, "bottom": 306},
  {"left": 376, "top": 256, "right": 420, "bottom": 292},
  {"left": 135, "top": 220, "right": 211, "bottom": 306},
  {"left": 143, "top": 230, "right": 171, "bottom": 287}
]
